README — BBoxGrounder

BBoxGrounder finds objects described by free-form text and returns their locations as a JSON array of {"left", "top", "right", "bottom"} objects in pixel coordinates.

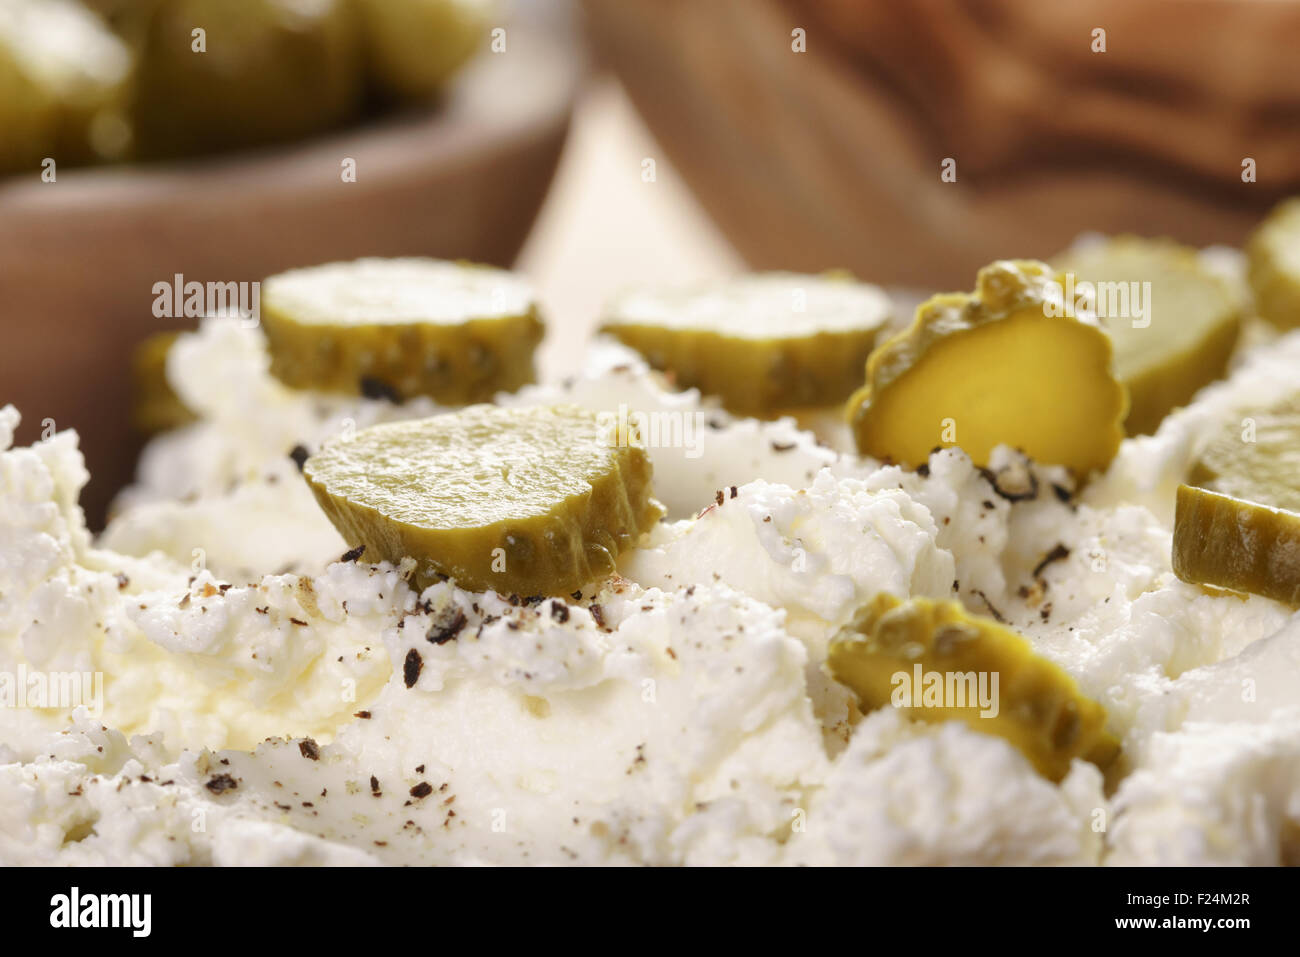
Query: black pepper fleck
[
  {"left": 427, "top": 607, "right": 467, "bottom": 645},
  {"left": 1032, "top": 543, "right": 1071, "bottom": 580},
  {"left": 205, "top": 774, "right": 238, "bottom": 794},
  {"left": 403, "top": 648, "right": 423, "bottom": 687}
]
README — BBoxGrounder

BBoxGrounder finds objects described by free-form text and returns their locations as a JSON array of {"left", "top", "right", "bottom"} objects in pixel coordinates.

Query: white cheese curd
[
  {"left": 0, "top": 407, "right": 396, "bottom": 755},
  {"left": 619, "top": 470, "right": 956, "bottom": 748},
  {"left": 1104, "top": 616, "right": 1300, "bottom": 865},
  {"left": 788, "top": 709, "right": 1106, "bottom": 866},
  {"left": 102, "top": 466, "right": 346, "bottom": 581},
  {"left": 0, "top": 578, "right": 833, "bottom": 865}
]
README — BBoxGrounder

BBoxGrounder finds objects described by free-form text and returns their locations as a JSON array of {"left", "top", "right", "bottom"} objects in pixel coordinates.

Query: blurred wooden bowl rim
[
  {"left": 0, "top": 21, "right": 583, "bottom": 526},
  {"left": 582, "top": 0, "right": 1300, "bottom": 288}
]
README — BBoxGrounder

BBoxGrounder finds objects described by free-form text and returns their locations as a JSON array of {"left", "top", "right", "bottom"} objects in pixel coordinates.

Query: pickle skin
[
  {"left": 1172, "top": 484, "right": 1300, "bottom": 608},
  {"left": 606, "top": 325, "right": 882, "bottom": 418},
  {"left": 303, "top": 405, "right": 665, "bottom": 596},
  {"left": 1248, "top": 198, "right": 1300, "bottom": 331},
  {"left": 602, "top": 273, "right": 892, "bottom": 418},
  {"left": 261, "top": 259, "right": 545, "bottom": 404},
  {"left": 828, "top": 593, "right": 1120, "bottom": 783},
  {"left": 847, "top": 260, "right": 1128, "bottom": 476},
  {"left": 1055, "top": 237, "right": 1242, "bottom": 436}
]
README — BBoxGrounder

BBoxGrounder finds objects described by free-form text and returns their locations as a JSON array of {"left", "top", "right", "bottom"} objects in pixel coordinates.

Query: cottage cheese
[{"left": 2, "top": 316, "right": 1299, "bottom": 866}]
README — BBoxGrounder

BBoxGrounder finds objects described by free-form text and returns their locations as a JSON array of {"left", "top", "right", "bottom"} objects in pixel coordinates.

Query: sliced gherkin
[
  {"left": 1054, "top": 237, "right": 1242, "bottom": 436},
  {"left": 261, "top": 258, "right": 544, "bottom": 404},
  {"left": 1247, "top": 198, "right": 1300, "bottom": 331},
  {"left": 1188, "top": 393, "right": 1300, "bottom": 513},
  {"left": 0, "top": 0, "right": 134, "bottom": 172},
  {"left": 0, "top": 30, "right": 57, "bottom": 174},
  {"left": 828, "top": 593, "right": 1120, "bottom": 783},
  {"left": 354, "top": 0, "right": 490, "bottom": 100},
  {"left": 1173, "top": 484, "right": 1300, "bottom": 607},
  {"left": 601, "top": 272, "right": 892, "bottom": 417},
  {"left": 846, "top": 260, "right": 1127, "bottom": 476},
  {"left": 130, "top": 331, "right": 195, "bottom": 434},
  {"left": 131, "top": 0, "right": 362, "bottom": 160},
  {"left": 303, "top": 404, "right": 664, "bottom": 595}
]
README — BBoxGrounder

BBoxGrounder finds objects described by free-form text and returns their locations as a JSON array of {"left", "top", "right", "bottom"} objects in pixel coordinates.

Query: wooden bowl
[
  {"left": 0, "top": 22, "right": 581, "bottom": 526},
  {"left": 582, "top": 0, "right": 1300, "bottom": 286}
]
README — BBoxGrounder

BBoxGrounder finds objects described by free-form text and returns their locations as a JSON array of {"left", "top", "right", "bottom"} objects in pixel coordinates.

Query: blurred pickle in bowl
[
  {"left": 0, "top": 0, "right": 134, "bottom": 170},
  {"left": 131, "top": 0, "right": 363, "bottom": 159},
  {"left": 355, "top": 0, "right": 494, "bottom": 101},
  {"left": 0, "top": 0, "right": 495, "bottom": 174}
]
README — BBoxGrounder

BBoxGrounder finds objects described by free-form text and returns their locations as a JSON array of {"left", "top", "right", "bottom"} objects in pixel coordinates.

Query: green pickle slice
[
  {"left": 1175, "top": 392, "right": 1300, "bottom": 605},
  {"left": 1055, "top": 237, "right": 1242, "bottom": 435},
  {"left": 131, "top": 331, "right": 195, "bottom": 434},
  {"left": 829, "top": 593, "right": 1119, "bottom": 783},
  {"left": 0, "top": 0, "right": 134, "bottom": 173},
  {"left": 131, "top": 0, "right": 362, "bottom": 160},
  {"left": 303, "top": 404, "right": 664, "bottom": 595},
  {"left": 846, "top": 260, "right": 1127, "bottom": 475},
  {"left": 261, "top": 258, "right": 545, "bottom": 404},
  {"left": 354, "top": 0, "right": 490, "bottom": 100},
  {"left": 601, "top": 272, "right": 892, "bottom": 417},
  {"left": 1173, "top": 485, "right": 1300, "bottom": 607},
  {"left": 1247, "top": 198, "right": 1300, "bottom": 331}
]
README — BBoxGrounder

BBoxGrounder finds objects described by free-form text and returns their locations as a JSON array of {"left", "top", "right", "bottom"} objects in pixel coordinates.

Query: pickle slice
[
  {"left": 846, "top": 260, "right": 1127, "bottom": 475},
  {"left": 1188, "top": 393, "right": 1300, "bottom": 513},
  {"left": 601, "top": 272, "right": 892, "bottom": 417},
  {"left": 131, "top": 0, "right": 362, "bottom": 160},
  {"left": 1055, "top": 237, "right": 1242, "bottom": 436},
  {"left": 262, "top": 258, "right": 544, "bottom": 404},
  {"left": 303, "top": 404, "right": 664, "bottom": 595},
  {"left": 1173, "top": 484, "right": 1300, "bottom": 607},
  {"left": 0, "top": 0, "right": 133, "bottom": 172},
  {"left": 355, "top": 0, "right": 490, "bottom": 100},
  {"left": 1247, "top": 199, "right": 1300, "bottom": 331},
  {"left": 0, "top": 23, "right": 57, "bottom": 174},
  {"left": 131, "top": 330, "right": 195, "bottom": 434},
  {"left": 828, "top": 593, "right": 1119, "bottom": 782}
]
